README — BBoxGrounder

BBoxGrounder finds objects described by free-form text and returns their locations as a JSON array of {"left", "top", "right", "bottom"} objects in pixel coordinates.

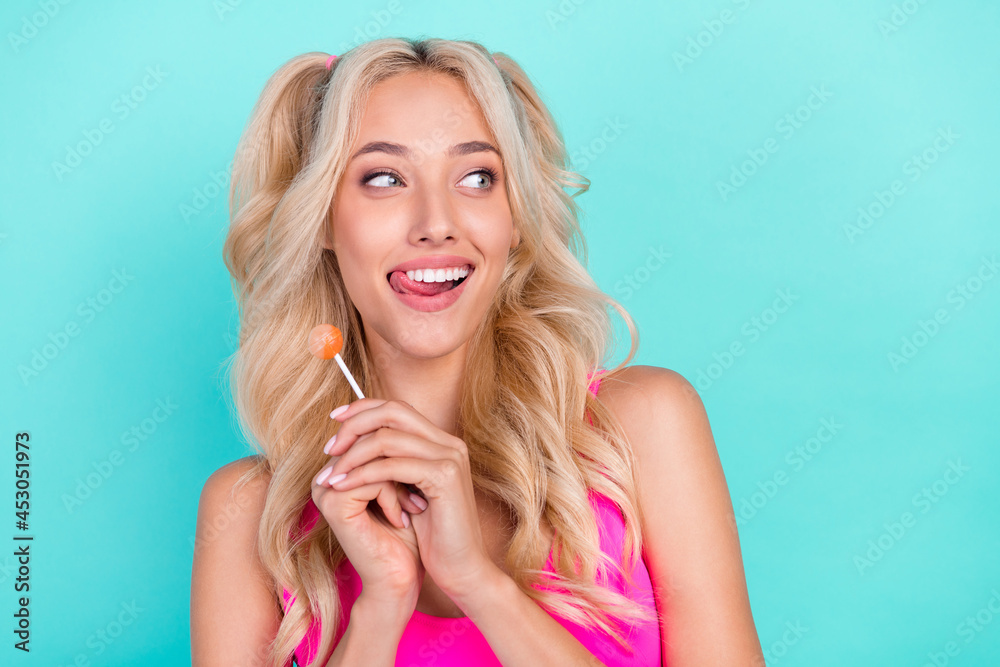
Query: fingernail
[
  {"left": 327, "top": 473, "right": 347, "bottom": 486},
  {"left": 316, "top": 466, "right": 333, "bottom": 485},
  {"left": 409, "top": 493, "right": 428, "bottom": 511},
  {"left": 401, "top": 511, "right": 410, "bottom": 528},
  {"left": 323, "top": 434, "right": 337, "bottom": 454},
  {"left": 330, "top": 405, "right": 349, "bottom": 420}
]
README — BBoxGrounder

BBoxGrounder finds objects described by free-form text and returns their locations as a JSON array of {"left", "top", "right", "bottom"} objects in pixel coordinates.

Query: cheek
[
  {"left": 332, "top": 224, "right": 400, "bottom": 295},
  {"left": 330, "top": 230, "right": 370, "bottom": 287},
  {"left": 486, "top": 215, "right": 517, "bottom": 256}
]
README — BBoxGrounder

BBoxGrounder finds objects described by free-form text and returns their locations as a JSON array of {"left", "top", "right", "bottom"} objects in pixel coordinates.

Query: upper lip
[{"left": 387, "top": 254, "right": 477, "bottom": 275}]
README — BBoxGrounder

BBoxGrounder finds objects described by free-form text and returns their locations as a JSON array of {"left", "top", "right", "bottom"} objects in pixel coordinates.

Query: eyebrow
[{"left": 350, "top": 140, "right": 500, "bottom": 161}]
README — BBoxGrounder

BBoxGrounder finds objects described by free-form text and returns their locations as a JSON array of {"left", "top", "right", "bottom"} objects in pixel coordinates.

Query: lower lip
[{"left": 390, "top": 269, "right": 474, "bottom": 313}]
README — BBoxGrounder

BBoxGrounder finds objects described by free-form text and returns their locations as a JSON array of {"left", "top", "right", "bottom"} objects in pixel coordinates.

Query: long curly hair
[{"left": 221, "top": 36, "right": 650, "bottom": 666}]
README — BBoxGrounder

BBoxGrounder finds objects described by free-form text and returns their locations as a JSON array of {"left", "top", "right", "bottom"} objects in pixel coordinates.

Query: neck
[{"left": 366, "top": 337, "right": 467, "bottom": 439}]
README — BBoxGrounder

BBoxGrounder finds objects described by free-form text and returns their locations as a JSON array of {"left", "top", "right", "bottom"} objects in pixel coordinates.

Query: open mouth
[{"left": 387, "top": 265, "right": 473, "bottom": 297}]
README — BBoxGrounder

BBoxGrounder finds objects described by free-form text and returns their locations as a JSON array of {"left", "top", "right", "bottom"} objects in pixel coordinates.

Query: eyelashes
[
  {"left": 360, "top": 167, "right": 500, "bottom": 190},
  {"left": 360, "top": 169, "right": 400, "bottom": 187},
  {"left": 470, "top": 166, "right": 500, "bottom": 188}
]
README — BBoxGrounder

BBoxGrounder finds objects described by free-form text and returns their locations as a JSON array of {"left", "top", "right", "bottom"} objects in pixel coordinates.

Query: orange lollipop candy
[
  {"left": 308, "top": 324, "right": 365, "bottom": 399},
  {"left": 308, "top": 323, "right": 342, "bottom": 359}
]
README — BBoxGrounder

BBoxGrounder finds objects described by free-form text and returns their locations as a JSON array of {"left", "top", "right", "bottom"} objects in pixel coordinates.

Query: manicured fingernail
[
  {"left": 330, "top": 405, "right": 349, "bottom": 420},
  {"left": 401, "top": 511, "right": 410, "bottom": 528},
  {"left": 323, "top": 434, "right": 337, "bottom": 454},
  {"left": 316, "top": 466, "right": 333, "bottom": 485},
  {"left": 327, "top": 473, "right": 347, "bottom": 486},
  {"left": 409, "top": 493, "right": 428, "bottom": 511}
]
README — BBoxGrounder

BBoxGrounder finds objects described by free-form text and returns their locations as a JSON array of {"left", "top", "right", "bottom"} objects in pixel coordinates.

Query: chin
[{"left": 392, "top": 334, "right": 467, "bottom": 361}]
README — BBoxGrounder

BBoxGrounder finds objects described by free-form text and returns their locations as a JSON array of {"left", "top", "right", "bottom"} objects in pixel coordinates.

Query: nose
[{"left": 408, "top": 183, "right": 459, "bottom": 246}]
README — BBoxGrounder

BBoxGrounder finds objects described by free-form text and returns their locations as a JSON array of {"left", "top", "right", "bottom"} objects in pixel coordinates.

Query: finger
[
  {"left": 313, "top": 461, "right": 388, "bottom": 508},
  {"left": 362, "top": 479, "right": 405, "bottom": 529},
  {"left": 313, "top": 474, "right": 413, "bottom": 526},
  {"left": 396, "top": 482, "right": 427, "bottom": 514},
  {"left": 329, "top": 397, "right": 388, "bottom": 421},
  {"left": 317, "top": 430, "right": 379, "bottom": 482},
  {"left": 329, "top": 400, "right": 462, "bottom": 456},
  {"left": 328, "top": 456, "right": 463, "bottom": 498},
  {"left": 325, "top": 427, "right": 455, "bottom": 481}
]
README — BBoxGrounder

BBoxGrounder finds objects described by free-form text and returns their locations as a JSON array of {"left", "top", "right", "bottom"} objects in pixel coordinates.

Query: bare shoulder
[
  {"left": 194, "top": 453, "right": 274, "bottom": 590},
  {"left": 594, "top": 363, "right": 722, "bottom": 516},
  {"left": 192, "top": 454, "right": 281, "bottom": 666},
  {"left": 594, "top": 363, "right": 721, "bottom": 515},
  {"left": 597, "top": 364, "right": 696, "bottom": 399},
  {"left": 596, "top": 364, "right": 708, "bottom": 442},
  {"left": 198, "top": 454, "right": 271, "bottom": 519},
  {"left": 595, "top": 365, "right": 765, "bottom": 664}
]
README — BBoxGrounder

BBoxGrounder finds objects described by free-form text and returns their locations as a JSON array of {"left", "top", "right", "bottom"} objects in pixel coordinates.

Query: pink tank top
[{"left": 281, "top": 370, "right": 662, "bottom": 666}]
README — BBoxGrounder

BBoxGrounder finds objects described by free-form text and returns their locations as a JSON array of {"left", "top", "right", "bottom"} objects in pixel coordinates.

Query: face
[{"left": 326, "top": 70, "right": 519, "bottom": 363}]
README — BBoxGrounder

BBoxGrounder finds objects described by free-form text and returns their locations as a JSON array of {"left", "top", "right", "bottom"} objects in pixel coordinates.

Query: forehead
[{"left": 356, "top": 71, "right": 493, "bottom": 142}]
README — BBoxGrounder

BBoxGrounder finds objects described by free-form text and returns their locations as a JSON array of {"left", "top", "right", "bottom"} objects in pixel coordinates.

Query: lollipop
[
  {"left": 309, "top": 324, "right": 365, "bottom": 399},
  {"left": 310, "top": 323, "right": 427, "bottom": 502}
]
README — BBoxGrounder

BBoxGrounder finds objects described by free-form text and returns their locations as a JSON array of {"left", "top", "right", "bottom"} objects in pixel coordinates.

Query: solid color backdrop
[{"left": 1, "top": 0, "right": 998, "bottom": 665}]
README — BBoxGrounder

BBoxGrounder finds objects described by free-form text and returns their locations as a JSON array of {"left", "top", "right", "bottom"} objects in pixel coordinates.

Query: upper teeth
[{"left": 405, "top": 265, "right": 471, "bottom": 283}]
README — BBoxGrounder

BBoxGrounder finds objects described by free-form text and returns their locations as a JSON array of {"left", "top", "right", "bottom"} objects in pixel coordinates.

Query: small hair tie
[
  {"left": 492, "top": 56, "right": 499, "bottom": 65},
  {"left": 326, "top": 54, "right": 338, "bottom": 70}
]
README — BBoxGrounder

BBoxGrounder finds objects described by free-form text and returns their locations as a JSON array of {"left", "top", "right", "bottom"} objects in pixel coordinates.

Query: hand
[
  {"left": 311, "top": 426, "right": 428, "bottom": 610},
  {"left": 319, "top": 398, "right": 494, "bottom": 602}
]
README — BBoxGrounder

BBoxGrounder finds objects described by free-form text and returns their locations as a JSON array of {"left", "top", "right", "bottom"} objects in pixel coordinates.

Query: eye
[
  {"left": 362, "top": 169, "right": 403, "bottom": 188},
  {"left": 459, "top": 167, "right": 500, "bottom": 190}
]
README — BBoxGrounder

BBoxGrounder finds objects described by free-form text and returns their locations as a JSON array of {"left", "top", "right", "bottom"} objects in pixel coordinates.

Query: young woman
[{"left": 191, "top": 37, "right": 763, "bottom": 666}]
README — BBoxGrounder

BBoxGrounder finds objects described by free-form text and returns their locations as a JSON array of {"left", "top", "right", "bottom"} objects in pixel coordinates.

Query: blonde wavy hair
[{"left": 221, "top": 36, "right": 651, "bottom": 666}]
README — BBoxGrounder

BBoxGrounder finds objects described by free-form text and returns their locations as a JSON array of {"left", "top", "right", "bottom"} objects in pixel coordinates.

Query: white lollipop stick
[{"left": 334, "top": 352, "right": 365, "bottom": 400}]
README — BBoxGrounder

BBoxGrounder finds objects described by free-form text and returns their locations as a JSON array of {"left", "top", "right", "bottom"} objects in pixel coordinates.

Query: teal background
[{"left": 2, "top": 0, "right": 998, "bottom": 664}]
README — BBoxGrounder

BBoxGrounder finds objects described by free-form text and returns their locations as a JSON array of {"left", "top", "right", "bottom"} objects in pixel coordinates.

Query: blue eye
[
  {"left": 362, "top": 170, "right": 402, "bottom": 187},
  {"left": 460, "top": 168, "right": 499, "bottom": 189},
  {"left": 360, "top": 167, "right": 500, "bottom": 189}
]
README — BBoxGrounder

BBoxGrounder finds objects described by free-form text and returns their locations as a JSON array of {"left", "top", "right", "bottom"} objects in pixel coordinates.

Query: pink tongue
[{"left": 389, "top": 271, "right": 455, "bottom": 296}]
